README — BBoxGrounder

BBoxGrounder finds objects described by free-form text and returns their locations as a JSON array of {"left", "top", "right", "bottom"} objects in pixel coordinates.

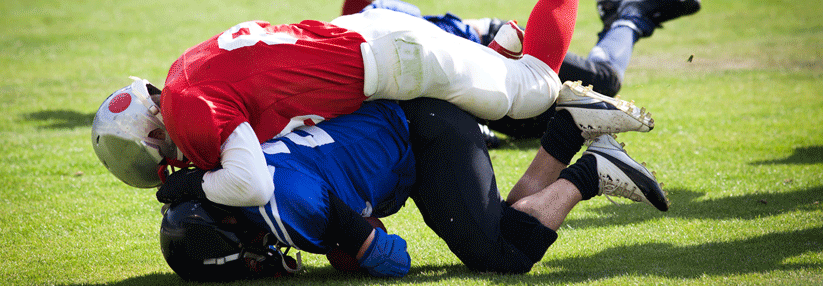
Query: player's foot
[
  {"left": 478, "top": 123, "right": 501, "bottom": 149},
  {"left": 556, "top": 81, "right": 653, "bottom": 139},
  {"left": 596, "top": 0, "right": 622, "bottom": 39},
  {"left": 584, "top": 134, "right": 669, "bottom": 211},
  {"left": 612, "top": 0, "right": 702, "bottom": 37},
  {"left": 645, "top": 0, "right": 701, "bottom": 26},
  {"left": 487, "top": 20, "right": 524, "bottom": 59}
]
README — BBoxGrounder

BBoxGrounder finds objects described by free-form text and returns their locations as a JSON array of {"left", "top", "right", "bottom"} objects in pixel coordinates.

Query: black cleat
[
  {"left": 597, "top": 0, "right": 622, "bottom": 38},
  {"left": 645, "top": 0, "right": 702, "bottom": 26},
  {"left": 612, "top": 0, "right": 702, "bottom": 37},
  {"left": 584, "top": 134, "right": 669, "bottom": 211}
]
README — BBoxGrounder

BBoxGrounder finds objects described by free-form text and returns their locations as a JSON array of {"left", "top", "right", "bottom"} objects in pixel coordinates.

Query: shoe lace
[
  {"left": 599, "top": 175, "right": 644, "bottom": 205},
  {"left": 603, "top": 194, "right": 621, "bottom": 206}
]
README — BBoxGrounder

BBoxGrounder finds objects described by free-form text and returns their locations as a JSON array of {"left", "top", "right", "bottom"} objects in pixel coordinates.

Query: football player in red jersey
[{"left": 93, "top": 0, "right": 581, "bottom": 208}]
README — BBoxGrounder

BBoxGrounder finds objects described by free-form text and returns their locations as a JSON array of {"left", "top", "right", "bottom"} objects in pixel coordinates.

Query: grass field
[{"left": 1, "top": 0, "right": 821, "bottom": 285}]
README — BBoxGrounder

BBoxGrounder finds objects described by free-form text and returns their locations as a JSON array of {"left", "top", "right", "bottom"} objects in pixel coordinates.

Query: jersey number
[
  {"left": 217, "top": 21, "right": 298, "bottom": 51},
  {"left": 262, "top": 125, "right": 334, "bottom": 155}
]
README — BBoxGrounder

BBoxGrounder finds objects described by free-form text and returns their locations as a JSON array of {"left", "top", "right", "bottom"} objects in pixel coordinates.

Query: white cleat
[
  {"left": 557, "top": 81, "right": 655, "bottom": 139},
  {"left": 584, "top": 134, "right": 669, "bottom": 211}
]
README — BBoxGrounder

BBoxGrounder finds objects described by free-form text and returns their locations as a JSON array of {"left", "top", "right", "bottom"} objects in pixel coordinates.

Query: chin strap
[
  {"left": 277, "top": 245, "right": 303, "bottom": 274},
  {"left": 157, "top": 164, "right": 171, "bottom": 185},
  {"left": 157, "top": 157, "right": 195, "bottom": 184},
  {"left": 262, "top": 233, "right": 303, "bottom": 274}
]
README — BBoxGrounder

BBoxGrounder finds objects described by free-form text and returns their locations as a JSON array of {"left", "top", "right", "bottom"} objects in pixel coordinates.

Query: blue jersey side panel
[{"left": 240, "top": 101, "right": 414, "bottom": 253}]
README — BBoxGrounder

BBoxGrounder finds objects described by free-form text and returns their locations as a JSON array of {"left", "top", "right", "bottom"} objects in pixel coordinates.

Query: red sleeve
[{"left": 161, "top": 86, "right": 246, "bottom": 170}]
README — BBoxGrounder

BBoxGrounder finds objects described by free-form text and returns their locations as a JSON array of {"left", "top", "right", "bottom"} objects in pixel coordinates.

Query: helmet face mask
[{"left": 92, "top": 77, "right": 177, "bottom": 188}]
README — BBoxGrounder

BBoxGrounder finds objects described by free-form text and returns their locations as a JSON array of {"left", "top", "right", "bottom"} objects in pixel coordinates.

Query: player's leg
[
  {"left": 559, "top": 53, "right": 622, "bottom": 97},
  {"left": 399, "top": 98, "right": 555, "bottom": 273},
  {"left": 506, "top": 79, "right": 656, "bottom": 203},
  {"left": 588, "top": 0, "right": 703, "bottom": 91},
  {"left": 512, "top": 133, "right": 669, "bottom": 229},
  {"left": 331, "top": 9, "right": 561, "bottom": 120},
  {"left": 521, "top": 0, "right": 578, "bottom": 73},
  {"left": 483, "top": 1, "right": 701, "bottom": 143},
  {"left": 468, "top": 15, "right": 622, "bottom": 98},
  {"left": 510, "top": 178, "right": 582, "bottom": 230},
  {"left": 606, "top": 0, "right": 702, "bottom": 39},
  {"left": 506, "top": 105, "right": 581, "bottom": 203},
  {"left": 586, "top": 0, "right": 640, "bottom": 89},
  {"left": 553, "top": 0, "right": 623, "bottom": 97}
]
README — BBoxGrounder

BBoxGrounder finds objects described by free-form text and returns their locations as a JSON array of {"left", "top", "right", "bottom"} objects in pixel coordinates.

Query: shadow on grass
[
  {"left": 22, "top": 110, "right": 95, "bottom": 129},
  {"left": 539, "top": 226, "right": 823, "bottom": 282},
  {"left": 60, "top": 265, "right": 488, "bottom": 286},
  {"left": 751, "top": 145, "right": 823, "bottom": 165},
  {"left": 65, "top": 225, "right": 823, "bottom": 286},
  {"left": 562, "top": 185, "right": 823, "bottom": 229},
  {"left": 61, "top": 183, "right": 823, "bottom": 285}
]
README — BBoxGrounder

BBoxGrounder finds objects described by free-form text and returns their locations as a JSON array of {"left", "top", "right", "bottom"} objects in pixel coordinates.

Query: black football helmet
[{"left": 159, "top": 200, "right": 301, "bottom": 281}]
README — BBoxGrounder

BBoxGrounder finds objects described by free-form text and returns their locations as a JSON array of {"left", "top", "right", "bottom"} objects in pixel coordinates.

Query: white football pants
[{"left": 331, "top": 9, "right": 561, "bottom": 120}]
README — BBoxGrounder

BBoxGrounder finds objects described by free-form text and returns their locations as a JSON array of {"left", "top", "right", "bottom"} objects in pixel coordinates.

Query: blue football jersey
[{"left": 240, "top": 101, "right": 415, "bottom": 253}]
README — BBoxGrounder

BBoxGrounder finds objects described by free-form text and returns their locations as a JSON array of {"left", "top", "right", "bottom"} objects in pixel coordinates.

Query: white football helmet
[{"left": 92, "top": 77, "right": 178, "bottom": 188}]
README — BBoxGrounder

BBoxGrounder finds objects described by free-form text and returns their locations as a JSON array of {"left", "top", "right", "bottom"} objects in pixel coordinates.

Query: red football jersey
[{"left": 161, "top": 20, "right": 368, "bottom": 170}]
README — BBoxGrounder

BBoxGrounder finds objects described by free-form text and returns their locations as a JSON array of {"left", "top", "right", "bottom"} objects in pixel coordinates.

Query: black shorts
[{"left": 399, "top": 98, "right": 558, "bottom": 274}]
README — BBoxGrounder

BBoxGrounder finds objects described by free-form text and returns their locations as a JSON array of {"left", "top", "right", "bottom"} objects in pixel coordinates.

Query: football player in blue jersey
[{"left": 155, "top": 80, "right": 668, "bottom": 280}]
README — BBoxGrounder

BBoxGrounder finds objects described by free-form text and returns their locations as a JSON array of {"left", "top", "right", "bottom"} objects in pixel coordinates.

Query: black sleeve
[{"left": 324, "top": 192, "right": 374, "bottom": 256}]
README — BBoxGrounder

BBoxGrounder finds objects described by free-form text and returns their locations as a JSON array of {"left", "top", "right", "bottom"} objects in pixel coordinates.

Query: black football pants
[{"left": 399, "top": 98, "right": 558, "bottom": 274}]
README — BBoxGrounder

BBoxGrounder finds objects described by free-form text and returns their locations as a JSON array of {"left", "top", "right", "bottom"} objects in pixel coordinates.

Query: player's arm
[
  {"left": 202, "top": 122, "right": 274, "bottom": 206},
  {"left": 243, "top": 176, "right": 410, "bottom": 277},
  {"left": 326, "top": 193, "right": 410, "bottom": 277},
  {"left": 326, "top": 193, "right": 374, "bottom": 257},
  {"left": 155, "top": 122, "right": 273, "bottom": 207}
]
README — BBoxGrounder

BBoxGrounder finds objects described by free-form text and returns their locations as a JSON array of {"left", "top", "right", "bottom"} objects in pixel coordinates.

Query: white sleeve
[{"left": 201, "top": 122, "right": 274, "bottom": 206}]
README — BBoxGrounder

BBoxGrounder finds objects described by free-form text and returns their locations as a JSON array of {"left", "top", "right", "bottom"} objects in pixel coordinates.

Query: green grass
[{"left": 2, "top": 0, "right": 821, "bottom": 285}]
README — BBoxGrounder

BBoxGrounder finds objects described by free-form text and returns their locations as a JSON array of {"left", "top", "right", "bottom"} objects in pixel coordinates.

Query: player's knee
[
  {"left": 455, "top": 243, "right": 535, "bottom": 274},
  {"left": 592, "top": 61, "right": 622, "bottom": 97}
]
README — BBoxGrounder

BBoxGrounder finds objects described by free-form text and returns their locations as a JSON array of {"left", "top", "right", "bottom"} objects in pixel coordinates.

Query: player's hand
[
  {"left": 155, "top": 168, "right": 207, "bottom": 204},
  {"left": 358, "top": 228, "right": 411, "bottom": 277}
]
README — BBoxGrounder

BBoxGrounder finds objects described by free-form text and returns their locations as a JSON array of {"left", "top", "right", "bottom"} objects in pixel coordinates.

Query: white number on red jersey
[{"left": 217, "top": 21, "right": 298, "bottom": 51}]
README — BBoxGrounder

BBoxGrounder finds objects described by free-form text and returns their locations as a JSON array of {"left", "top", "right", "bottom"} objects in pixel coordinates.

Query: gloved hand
[
  {"left": 155, "top": 168, "right": 207, "bottom": 204},
  {"left": 358, "top": 228, "right": 411, "bottom": 277}
]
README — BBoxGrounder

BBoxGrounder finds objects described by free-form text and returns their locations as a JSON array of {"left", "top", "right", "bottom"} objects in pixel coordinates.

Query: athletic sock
[
  {"left": 522, "top": 0, "right": 578, "bottom": 73},
  {"left": 540, "top": 109, "right": 585, "bottom": 165},
  {"left": 588, "top": 25, "right": 637, "bottom": 79},
  {"left": 499, "top": 202, "right": 557, "bottom": 264},
  {"left": 558, "top": 154, "right": 600, "bottom": 200}
]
